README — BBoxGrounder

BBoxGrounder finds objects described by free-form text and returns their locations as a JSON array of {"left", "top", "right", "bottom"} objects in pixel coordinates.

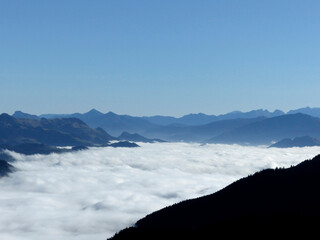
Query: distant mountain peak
[
  {"left": 12, "top": 111, "right": 39, "bottom": 120},
  {"left": 228, "top": 110, "right": 242, "bottom": 114},
  {"left": 86, "top": 108, "right": 103, "bottom": 115},
  {"left": 88, "top": 108, "right": 102, "bottom": 113},
  {"left": 273, "top": 109, "right": 284, "bottom": 113},
  {"left": 105, "top": 111, "right": 117, "bottom": 116},
  {"left": 13, "top": 110, "right": 23, "bottom": 114}
]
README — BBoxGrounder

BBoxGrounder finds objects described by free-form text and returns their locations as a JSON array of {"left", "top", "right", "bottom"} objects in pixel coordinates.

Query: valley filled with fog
[{"left": 1, "top": 142, "right": 319, "bottom": 240}]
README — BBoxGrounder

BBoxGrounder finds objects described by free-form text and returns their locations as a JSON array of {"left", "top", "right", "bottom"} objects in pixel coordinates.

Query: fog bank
[{"left": 0, "top": 143, "right": 319, "bottom": 240}]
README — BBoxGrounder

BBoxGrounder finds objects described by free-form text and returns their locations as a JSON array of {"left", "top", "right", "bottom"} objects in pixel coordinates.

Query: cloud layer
[{"left": 0, "top": 143, "right": 319, "bottom": 240}]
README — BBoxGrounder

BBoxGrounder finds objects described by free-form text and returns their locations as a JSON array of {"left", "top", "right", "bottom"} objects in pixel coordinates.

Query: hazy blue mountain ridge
[
  {"left": 10, "top": 107, "right": 320, "bottom": 144},
  {"left": 142, "top": 109, "right": 284, "bottom": 126},
  {"left": 39, "top": 110, "right": 157, "bottom": 136},
  {"left": 269, "top": 136, "right": 320, "bottom": 148},
  {"left": 287, "top": 107, "right": 320, "bottom": 118},
  {"left": 143, "top": 117, "right": 266, "bottom": 142},
  {"left": 0, "top": 114, "right": 114, "bottom": 146},
  {"left": 210, "top": 113, "right": 320, "bottom": 145}
]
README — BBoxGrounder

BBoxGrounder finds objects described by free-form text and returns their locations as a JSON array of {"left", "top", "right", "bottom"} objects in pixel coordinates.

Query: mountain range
[
  {"left": 287, "top": 107, "right": 320, "bottom": 118},
  {"left": 0, "top": 113, "right": 115, "bottom": 146},
  {"left": 141, "top": 109, "right": 284, "bottom": 126},
  {"left": 13, "top": 108, "right": 286, "bottom": 134},
  {"left": 209, "top": 113, "right": 320, "bottom": 145},
  {"left": 11, "top": 107, "right": 320, "bottom": 145},
  {"left": 143, "top": 117, "right": 265, "bottom": 142},
  {"left": 15, "top": 109, "right": 158, "bottom": 137},
  {"left": 110, "top": 154, "right": 320, "bottom": 239}
]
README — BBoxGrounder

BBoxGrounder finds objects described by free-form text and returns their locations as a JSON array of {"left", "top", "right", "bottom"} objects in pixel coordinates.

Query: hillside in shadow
[{"left": 110, "top": 154, "right": 320, "bottom": 239}]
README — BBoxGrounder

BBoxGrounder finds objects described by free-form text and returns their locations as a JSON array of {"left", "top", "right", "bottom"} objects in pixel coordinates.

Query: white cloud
[{"left": 0, "top": 143, "right": 319, "bottom": 240}]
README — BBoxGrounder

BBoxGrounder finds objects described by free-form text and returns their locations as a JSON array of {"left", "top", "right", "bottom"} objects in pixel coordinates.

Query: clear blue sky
[{"left": 1, "top": 0, "right": 320, "bottom": 116}]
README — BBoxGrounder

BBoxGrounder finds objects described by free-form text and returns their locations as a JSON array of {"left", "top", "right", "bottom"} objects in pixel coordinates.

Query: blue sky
[{"left": 1, "top": 0, "right": 320, "bottom": 116}]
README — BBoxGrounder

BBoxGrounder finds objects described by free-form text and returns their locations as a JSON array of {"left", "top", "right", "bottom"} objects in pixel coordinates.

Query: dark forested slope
[{"left": 110, "top": 154, "right": 320, "bottom": 239}]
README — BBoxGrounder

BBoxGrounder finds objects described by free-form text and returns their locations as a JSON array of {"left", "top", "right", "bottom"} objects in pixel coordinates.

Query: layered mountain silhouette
[
  {"left": 110, "top": 154, "right": 320, "bottom": 239},
  {"left": 11, "top": 108, "right": 320, "bottom": 144},
  {"left": 12, "top": 109, "right": 284, "bottom": 136},
  {"left": 143, "top": 117, "right": 265, "bottom": 142},
  {"left": 0, "top": 113, "right": 115, "bottom": 146},
  {"left": 269, "top": 136, "right": 320, "bottom": 148},
  {"left": 0, "top": 114, "right": 141, "bottom": 159},
  {"left": 34, "top": 109, "right": 157, "bottom": 136},
  {"left": 142, "top": 109, "right": 284, "bottom": 126},
  {"left": 209, "top": 113, "right": 320, "bottom": 145}
]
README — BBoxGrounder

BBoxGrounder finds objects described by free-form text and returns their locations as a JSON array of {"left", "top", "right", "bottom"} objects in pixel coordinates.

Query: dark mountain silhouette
[
  {"left": 209, "top": 113, "right": 320, "bottom": 145},
  {"left": 144, "top": 117, "right": 265, "bottom": 142},
  {"left": 0, "top": 159, "right": 15, "bottom": 177},
  {"left": 110, "top": 154, "right": 320, "bottom": 239},
  {"left": 118, "top": 132, "right": 165, "bottom": 143},
  {"left": 0, "top": 114, "right": 115, "bottom": 146},
  {"left": 269, "top": 136, "right": 320, "bottom": 148},
  {"left": 288, "top": 107, "right": 320, "bottom": 118}
]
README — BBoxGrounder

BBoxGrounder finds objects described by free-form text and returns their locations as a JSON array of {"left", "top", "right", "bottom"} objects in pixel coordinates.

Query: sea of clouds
[{"left": 0, "top": 142, "right": 320, "bottom": 240}]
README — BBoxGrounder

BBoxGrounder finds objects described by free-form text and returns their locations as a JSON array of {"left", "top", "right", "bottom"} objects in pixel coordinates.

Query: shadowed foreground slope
[{"left": 110, "top": 154, "right": 320, "bottom": 239}]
